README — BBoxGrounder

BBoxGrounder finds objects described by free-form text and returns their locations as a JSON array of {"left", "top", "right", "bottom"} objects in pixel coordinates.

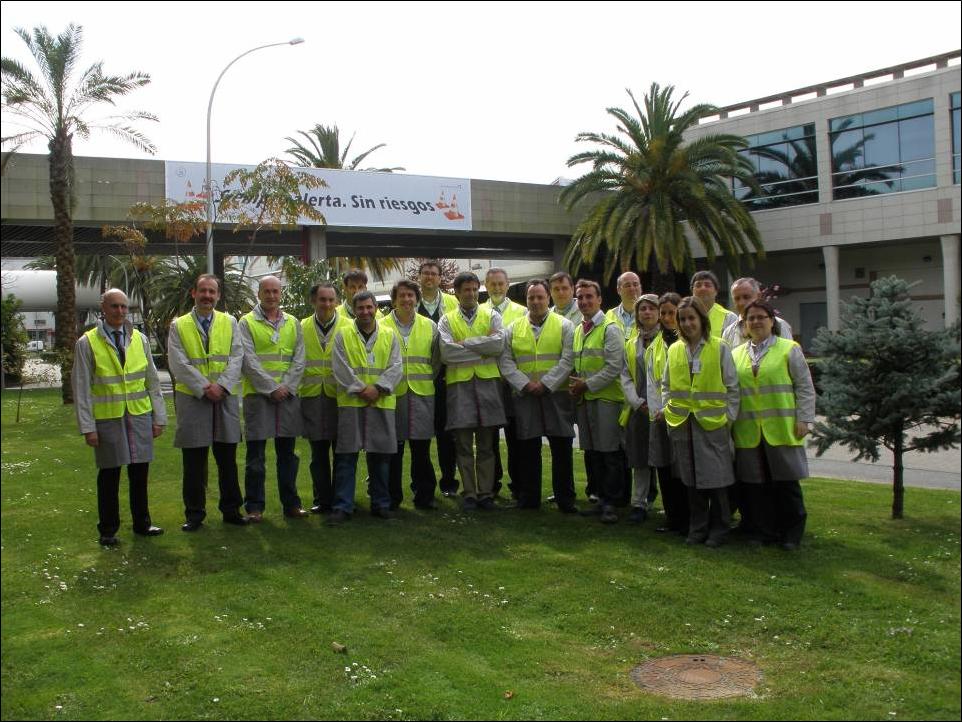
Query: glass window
[
  {"left": 951, "top": 92, "right": 961, "bottom": 185},
  {"left": 830, "top": 99, "right": 935, "bottom": 199},
  {"left": 734, "top": 123, "right": 819, "bottom": 210}
]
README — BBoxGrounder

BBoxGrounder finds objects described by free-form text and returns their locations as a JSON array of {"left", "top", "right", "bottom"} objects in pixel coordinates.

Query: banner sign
[{"left": 165, "top": 161, "right": 472, "bottom": 231}]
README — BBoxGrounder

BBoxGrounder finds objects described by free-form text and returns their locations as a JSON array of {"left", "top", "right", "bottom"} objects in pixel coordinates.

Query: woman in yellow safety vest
[
  {"left": 619, "top": 294, "right": 661, "bottom": 523},
  {"left": 658, "top": 296, "right": 739, "bottom": 547},
  {"left": 644, "top": 292, "right": 689, "bottom": 535},
  {"left": 731, "top": 299, "right": 816, "bottom": 551}
]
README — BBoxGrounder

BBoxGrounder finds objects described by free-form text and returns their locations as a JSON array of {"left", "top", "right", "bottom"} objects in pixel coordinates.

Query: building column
[
  {"left": 553, "top": 237, "right": 568, "bottom": 272},
  {"left": 823, "top": 245, "right": 840, "bottom": 331},
  {"left": 941, "top": 234, "right": 961, "bottom": 328},
  {"left": 308, "top": 227, "right": 327, "bottom": 262}
]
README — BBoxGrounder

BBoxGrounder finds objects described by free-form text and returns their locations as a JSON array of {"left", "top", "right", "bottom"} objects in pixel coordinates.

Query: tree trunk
[
  {"left": 891, "top": 432, "right": 905, "bottom": 520},
  {"left": 49, "top": 131, "right": 77, "bottom": 405}
]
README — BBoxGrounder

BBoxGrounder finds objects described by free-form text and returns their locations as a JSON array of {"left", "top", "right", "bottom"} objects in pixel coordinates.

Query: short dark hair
[
  {"left": 391, "top": 279, "right": 421, "bottom": 303},
  {"left": 343, "top": 268, "right": 368, "bottom": 286},
  {"left": 351, "top": 290, "right": 377, "bottom": 309},
  {"left": 575, "top": 278, "right": 601, "bottom": 297},
  {"left": 309, "top": 281, "right": 337, "bottom": 301},
  {"left": 193, "top": 273, "right": 221, "bottom": 291},
  {"left": 677, "top": 296, "right": 711, "bottom": 341},
  {"left": 418, "top": 260, "right": 443, "bottom": 276},
  {"left": 742, "top": 299, "right": 780, "bottom": 337},
  {"left": 453, "top": 272, "right": 480, "bottom": 291},
  {"left": 549, "top": 271, "right": 573, "bottom": 287},
  {"left": 690, "top": 270, "right": 720, "bottom": 292},
  {"left": 525, "top": 278, "right": 550, "bottom": 296},
  {"left": 658, "top": 292, "right": 682, "bottom": 308}
]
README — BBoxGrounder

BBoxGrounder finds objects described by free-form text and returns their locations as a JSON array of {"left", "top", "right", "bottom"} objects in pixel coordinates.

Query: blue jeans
[
  {"left": 333, "top": 452, "right": 391, "bottom": 514},
  {"left": 244, "top": 437, "right": 301, "bottom": 513}
]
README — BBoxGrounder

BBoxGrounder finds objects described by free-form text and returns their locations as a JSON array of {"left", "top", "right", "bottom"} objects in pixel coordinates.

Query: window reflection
[
  {"left": 735, "top": 123, "right": 819, "bottom": 209},
  {"left": 830, "top": 99, "right": 935, "bottom": 199}
]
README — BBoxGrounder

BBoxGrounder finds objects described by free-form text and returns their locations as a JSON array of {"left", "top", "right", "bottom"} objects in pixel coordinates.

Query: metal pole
[{"left": 205, "top": 38, "right": 305, "bottom": 275}]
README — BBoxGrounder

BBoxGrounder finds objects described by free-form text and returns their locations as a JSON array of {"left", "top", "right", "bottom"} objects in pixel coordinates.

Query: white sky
[{"left": 2, "top": 0, "right": 960, "bottom": 184}]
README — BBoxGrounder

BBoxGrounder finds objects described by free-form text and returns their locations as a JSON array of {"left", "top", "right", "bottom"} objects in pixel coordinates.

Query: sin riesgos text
[{"left": 300, "top": 193, "right": 438, "bottom": 216}]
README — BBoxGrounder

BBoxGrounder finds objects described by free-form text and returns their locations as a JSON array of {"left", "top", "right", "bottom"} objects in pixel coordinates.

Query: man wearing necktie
[
  {"left": 168, "top": 274, "right": 248, "bottom": 531},
  {"left": 71, "top": 288, "right": 167, "bottom": 546}
]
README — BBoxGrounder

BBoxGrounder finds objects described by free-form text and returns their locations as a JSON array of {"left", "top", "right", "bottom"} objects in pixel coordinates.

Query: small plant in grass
[{"left": 811, "top": 276, "right": 961, "bottom": 519}]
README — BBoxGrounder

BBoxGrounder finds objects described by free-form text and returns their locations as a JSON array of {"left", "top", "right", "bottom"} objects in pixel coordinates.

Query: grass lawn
[{"left": 2, "top": 389, "right": 960, "bottom": 720}]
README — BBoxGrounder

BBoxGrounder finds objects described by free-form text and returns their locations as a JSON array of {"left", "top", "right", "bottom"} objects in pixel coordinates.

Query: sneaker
[{"left": 587, "top": 494, "right": 600, "bottom": 504}]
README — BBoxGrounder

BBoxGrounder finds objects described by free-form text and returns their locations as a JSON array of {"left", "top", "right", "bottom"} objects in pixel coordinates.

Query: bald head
[
  {"left": 616, "top": 272, "right": 642, "bottom": 308},
  {"left": 257, "top": 275, "right": 283, "bottom": 314}
]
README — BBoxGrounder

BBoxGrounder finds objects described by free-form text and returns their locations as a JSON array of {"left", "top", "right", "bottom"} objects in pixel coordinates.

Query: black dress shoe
[
  {"left": 558, "top": 504, "right": 579, "bottom": 514},
  {"left": 370, "top": 507, "right": 395, "bottom": 520},
  {"left": 326, "top": 510, "right": 350, "bottom": 526},
  {"left": 99, "top": 535, "right": 119, "bottom": 547},
  {"left": 134, "top": 526, "right": 164, "bottom": 536},
  {"left": 181, "top": 521, "right": 203, "bottom": 532},
  {"left": 223, "top": 514, "right": 250, "bottom": 526},
  {"left": 414, "top": 500, "right": 438, "bottom": 510}
]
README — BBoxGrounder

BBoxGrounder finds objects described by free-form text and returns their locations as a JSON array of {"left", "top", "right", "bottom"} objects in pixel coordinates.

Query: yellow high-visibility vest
[
  {"left": 173, "top": 311, "right": 234, "bottom": 395},
  {"left": 619, "top": 334, "right": 652, "bottom": 426},
  {"left": 483, "top": 298, "right": 527, "bottom": 327},
  {"left": 510, "top": 313, "right": 563, "bottom": 382},
  {"left": 573, "top": 318, "right": 623, "bottom": 403},
  {"left": 605, "top": 306, "right": 636, "bottom": 340},
  {"left": 381, "top": 313, "right": 435, "bottom": 397},
  {"left": 240, "top": 312, "right": 298, "bottom": 397},
  {"left": 85, "top": 327, "right": 152, "bottom": 419},
  {"left": 708, "top": 303, "right": 734, "bottom": 340},
  {"left": 644, "top": 333, "right": 674, "bottom": 420},
  {"left": 664, "top": 337, "right": 728, "bottom": 431},
  {"left": 732, "top": 337, "right": 803, "bottom": 448},
  {"left": 300, "top": 314, "right": 350, "bottom": 399},
  {"left": 445, "top": 306, "right": 501, "bottom": 384},
  {"left": 336, "top": 325, "right": 397, "bottom": 410}
]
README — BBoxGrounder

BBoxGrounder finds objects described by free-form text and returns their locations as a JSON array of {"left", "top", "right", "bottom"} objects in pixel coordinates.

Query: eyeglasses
[{"left": 746, "top": 314, "right": 772, "bottom": 323}]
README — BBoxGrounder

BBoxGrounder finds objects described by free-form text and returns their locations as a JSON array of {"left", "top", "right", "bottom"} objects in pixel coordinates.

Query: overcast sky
[{"left": 2, "top": 0, "right": 960, "bottom": 184}]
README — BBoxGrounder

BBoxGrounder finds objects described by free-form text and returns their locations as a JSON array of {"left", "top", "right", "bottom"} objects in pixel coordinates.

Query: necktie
[
  {"left": 200, "top": 316, "right": 211, "bottom": 351},
  {"left": 582, "top": 320, "right": 593, "bottom": 335},
  {"left": 113, "top": 330, "right": 126, "bottom": 366}
]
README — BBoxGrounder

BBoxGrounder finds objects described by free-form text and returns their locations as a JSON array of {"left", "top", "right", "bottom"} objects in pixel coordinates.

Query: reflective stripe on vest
[
  {"left": 241, "top": 312, "right": 298, "bottom": 397},
  {"left": 336, "top": 325, "right": 397, "bottom": 410},
  {"left": 86, "top": 328, "right": 152, "bottom": 419},
  {"left": 732, "top": 337, "right": 802, "bottom": 448},
  {"left": 510, "top": 312, "right": 563, "bottom": 382},
  {"left": 381, "top": 313, "right": 435, "bottom": 397},
  {"left": 664, "top": 337, "right": 728, "bottom": 430},
  {"left": 573, "top": 318, "right": 623, "bottom": 403},
  {"left": 445, "top": 306, "right": 501, "bottom": 384},
  {"left": 173, "top": 311, "right": 234, "bottom": 395},
  {"left": 300, "top": 314, "right": 350, "bottom": 398}
]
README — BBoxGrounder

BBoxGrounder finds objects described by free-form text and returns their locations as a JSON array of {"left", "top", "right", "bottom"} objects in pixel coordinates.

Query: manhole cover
[{"left": 630, "top": 655, "right": 761, "bottom": 700}]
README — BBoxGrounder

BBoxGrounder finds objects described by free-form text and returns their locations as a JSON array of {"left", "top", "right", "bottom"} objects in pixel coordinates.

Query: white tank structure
[{"left": 0, "top": 270, "right": 121, "bottom": 311}]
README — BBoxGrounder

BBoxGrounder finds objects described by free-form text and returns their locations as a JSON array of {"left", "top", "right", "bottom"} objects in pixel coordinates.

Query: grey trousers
[{"left": 454, "top": 427, "right": 496, "bottom": 501}]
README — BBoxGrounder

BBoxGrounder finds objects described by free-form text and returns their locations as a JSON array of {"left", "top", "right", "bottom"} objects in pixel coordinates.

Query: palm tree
[
  {"left": 560, "top": 83, "right": 764, "bottom": 285},
  {"left": 1, "top": 24, "right": 157, "bottom": 403},
  {"left": 284, "top": 123, "right": 404, "bottom": 172},
  {"left": 283, "top": 123, "right": 403, "bottom": 280}
]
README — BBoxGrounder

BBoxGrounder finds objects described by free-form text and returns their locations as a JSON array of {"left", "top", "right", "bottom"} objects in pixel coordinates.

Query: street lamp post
[{"left": 205, "top": 38, "right": 304, "bottom": 275}]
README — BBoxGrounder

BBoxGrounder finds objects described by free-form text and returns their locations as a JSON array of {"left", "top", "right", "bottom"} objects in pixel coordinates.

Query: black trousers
[
  {"left": 97, "top": 463, "right": 150, "bottom": 536},
  {"left": 655, "top": 465, "right": 689, "bottom": 533},
  {"left": 309, "top": 439, "right": 334, "bottom": 510},
  {"left": 434, "top": 377, "right": 458, "bottom": 493},
  {"left": 182, "top": 443, "right": 243, "bottom": 522},
  {"left": 516, "top": 436, "right": 575, "bottom": 508},
  {"left": 743, "top": 480, "right": 807, "bottom": 545},
  {"left": 389, "top": 439, "right": 437, "bottom": 507},
  {"left": 584, "top": 449, "right": 626, "bottom": 508},
  {"left": 687, "top": 486, "right": 732, "bottom": 543},
  {"left": 492, "top": 418, "right": 521, "bottom": 497}
]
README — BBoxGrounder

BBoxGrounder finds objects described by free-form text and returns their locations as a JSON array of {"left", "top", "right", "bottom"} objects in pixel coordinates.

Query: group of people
[{"left": 73, "top": 263, "right": 815, "bottom": 552}]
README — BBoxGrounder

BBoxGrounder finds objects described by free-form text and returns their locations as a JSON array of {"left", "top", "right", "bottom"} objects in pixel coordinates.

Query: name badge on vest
[
  {"left": 368, "top": 351, "right": 376, "bottom": 365},
  {"left": 691, "top": 359, "right": 702, "bottom": 374}
]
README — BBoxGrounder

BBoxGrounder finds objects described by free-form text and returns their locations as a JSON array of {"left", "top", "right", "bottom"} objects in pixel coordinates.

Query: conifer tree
[{"left": 811, "top": 276, "right": 960, "bottom": 519}]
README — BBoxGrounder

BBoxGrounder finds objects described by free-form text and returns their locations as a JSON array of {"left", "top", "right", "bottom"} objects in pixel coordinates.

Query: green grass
[{"left": 2, "top": 389, "right": 960, "bottom": 720}]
